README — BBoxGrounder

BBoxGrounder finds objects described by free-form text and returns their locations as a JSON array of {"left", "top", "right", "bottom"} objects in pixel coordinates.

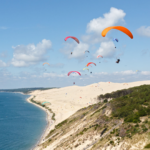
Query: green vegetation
[
  {"left": 110, "top": 140, "right": 114, "bottom": 145},
  {"left": 55, "top": 119, "right": 68, "bottom": 128},
  {"left": 98, "top": 88, "right": 133, "bottom": 100},
  {"left": 144, "top": 143, "right": 150, "bottom": 148},
  {"left": 30, "top": 97, "right": 56, "bottom": 121},
  {"left": 98, "top": 85, "right": 150, "bottom": 123},
  {"left": 104, "top": 99, "right": 108, "bottom": 103}
]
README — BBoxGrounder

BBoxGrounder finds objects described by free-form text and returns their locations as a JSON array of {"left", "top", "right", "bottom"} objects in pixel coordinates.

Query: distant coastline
[{"left": 0, "top": 87, "right": 58, "bottom": 95}]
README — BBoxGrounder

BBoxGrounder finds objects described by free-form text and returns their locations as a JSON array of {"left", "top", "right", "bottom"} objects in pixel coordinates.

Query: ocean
[{"left": 0, "top": 92, "right": 47, "bottom": 150}]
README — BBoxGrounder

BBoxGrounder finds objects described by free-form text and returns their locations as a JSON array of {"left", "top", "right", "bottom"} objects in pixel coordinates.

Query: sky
[{"left": 0, "top": 0, "right": 150, "bottom": 89}]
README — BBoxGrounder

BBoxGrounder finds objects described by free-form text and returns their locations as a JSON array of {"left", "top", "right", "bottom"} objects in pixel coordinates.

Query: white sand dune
[{"left": 30, "top": 80, "right": 150, "bottom": 150}]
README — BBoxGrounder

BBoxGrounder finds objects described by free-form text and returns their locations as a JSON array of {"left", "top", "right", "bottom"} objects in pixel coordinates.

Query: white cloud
[
  {"left": 61, "top": 7, "right": 126, "bottom": 60},
  {"left": 94, "top": 72, "right": 108, "bottom": 75},
  {"left": 60, "top": 42, "right": 89, "bottom": 59},
  {"left": 49, "top": 63, "right": 64, "bottom": 68},
  {"left": 0, "top": 60, "right": 7, "bottom": 67},
  {"left": 81, "top": 34, "right": 109, "bottom": 44},
  {"left": 95, "top": 41, "right": 116, "bottom": 58},
  {"left": 137, "top": 26, "right": 150, "bottom": 37},
  {"left": 113, "top": 70, "right": 136, "bottom": 75},
  {"left": 42, "top": 72, "right": 65, "bottom": 78},
  {"left": 87, "top": 7, "right": 126, "bottom": 33},
  {"left": 1, "top": 69, "right": 150, "bottom": 88},
  {"left": 0, "top": 51, "right": 8, "bottom": 58},
  {"left": 11, "top": 39, "right": 52, "bottom": 67},
  {"left": 141, "top": 71, "right": 150, "bottom": 75}
]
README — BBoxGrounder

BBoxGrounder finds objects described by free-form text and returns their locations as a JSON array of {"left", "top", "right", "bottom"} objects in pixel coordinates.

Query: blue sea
[{"left": 0, "top": 92, "right": 47, "bottom": 150}]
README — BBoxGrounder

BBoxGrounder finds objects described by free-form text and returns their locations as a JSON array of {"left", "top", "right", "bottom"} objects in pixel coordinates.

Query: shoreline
[
  {"left": 0, "top": 91, "right": 51, "bottom": 150},
  {"left": 0, "top": 91, "right": 54, "bottom": 150},
  {"left": 26, "top": 95, "right": 54, "bottom": 150}
]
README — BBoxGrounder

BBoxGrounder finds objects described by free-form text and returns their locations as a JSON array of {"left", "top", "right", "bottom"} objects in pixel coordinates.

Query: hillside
[{"left": 36, "top": 85, "right": 150, "bottom": 150}]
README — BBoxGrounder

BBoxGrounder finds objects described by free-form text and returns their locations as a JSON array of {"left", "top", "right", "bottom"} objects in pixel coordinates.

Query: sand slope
[{"left": 31, "top": 81, "right": 150, "bottom": 150}]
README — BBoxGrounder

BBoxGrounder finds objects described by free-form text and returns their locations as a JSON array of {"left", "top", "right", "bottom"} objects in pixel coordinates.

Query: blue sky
[{"left": 0, "top": 0, "right": 150, "bottom": 88}]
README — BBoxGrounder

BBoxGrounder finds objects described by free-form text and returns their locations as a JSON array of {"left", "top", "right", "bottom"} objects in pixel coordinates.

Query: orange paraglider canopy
[{"left": 101, "top": 26, "right": 133, "bottom": 39}]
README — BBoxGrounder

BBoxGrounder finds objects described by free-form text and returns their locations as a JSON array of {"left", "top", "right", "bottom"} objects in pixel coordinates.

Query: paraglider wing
[
  {"left": 68, "top": 71, "right": 81, "bottom": 76},
  {"left": 86, "top": 62, "right": 96, "bottom": 67},
  {"left": 115, "top": 39, "right": 118, "bottom": 42},
  {"left": 83, "top": 68, "right": 89, "bottom": 71},
  {"left": 113, "top": 38, "right": 118, "bottom": 42},
  {"left": 84, "top": 50, "right": 90, "bottom": 53},
  {"left": 43, "top": 62, "right": 50, "bottom": 66},
  {"left": 101, "top": 26, "right": 133, "bottom": 39},
  {"left": 97, "top": 55, "right": 103, "bottom": 58},
  {"left": 42, "top": 102, "right": 51, "bottom": 105},
  {"left": 64, "top": 36, "right": 79, "bottom": 44}
]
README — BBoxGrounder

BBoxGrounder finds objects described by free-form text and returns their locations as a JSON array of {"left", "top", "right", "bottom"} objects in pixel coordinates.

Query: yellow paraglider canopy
[
  {"left": 101, "top": 26, "right": 133, "bottom": 39},
  {"left": 83, "top": 68, "right": 89, "bottom": 71}
]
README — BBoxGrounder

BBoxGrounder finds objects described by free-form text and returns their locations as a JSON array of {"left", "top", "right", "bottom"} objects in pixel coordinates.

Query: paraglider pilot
[{"left": 116, "top": 59, "right": 120, "bottom": 63}]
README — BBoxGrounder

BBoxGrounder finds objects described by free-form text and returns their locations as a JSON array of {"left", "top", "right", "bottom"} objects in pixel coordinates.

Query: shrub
[
  {"left": 110, "top": 141, "right": 114, "bottom": 144},
  {"left": 104, "top": 99, "right": 108, "bottom": 103},
  {"left": 144, "top": 143, "right": 150, "bottom": 148}
]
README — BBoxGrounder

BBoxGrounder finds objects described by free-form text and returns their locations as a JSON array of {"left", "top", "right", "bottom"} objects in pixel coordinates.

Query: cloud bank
[{"left": 11, "top": 39, "right": 52, "bottom": 67}]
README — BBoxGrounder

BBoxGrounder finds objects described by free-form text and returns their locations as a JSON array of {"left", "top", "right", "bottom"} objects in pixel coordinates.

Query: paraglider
[
  {"left": 113, "top": 38, "right": 118, "bottom": 48},
  {"left": 64, "top": 36, "right": 79, "bottom": 44},
  {"left": 73, "top": 82, "right": 75, "bottom": 84},
  {"left": 68, "top": 71, "right": 81, "bottom": 76},
  {"left": 42, "top": 102, "right": 51, "bottom": 105},
  {"left": 84, "top": 50, "right": 90, "bottom": 53},
  {"left": 116, "top": 59, "right": 120, "bottom": 63},
  {"left": 101, "top": 26, "right": 133, "bottom": 39},
  {"left": 90, "top": 72, "right": 92, "bottom": 74},
  {"left": 136, "top": 70, "right": 140, "bottom": 74},
  {"left": 43, "top": 62, "right": 50, "bottom": 66},
  {"left": 97, "top": 55, "right": 103, "bottom": 58},
  {"left": 83, "top": 68, "right": 89, "bottom": 71},
  {"left": 86, "top": 62, "right": 96, "bottom": 67},
  {"left": 71, "top": 52, "right": 73, "bottom": 55},
  {"left": 113, "top": 38, "right": 118, "bottom": 42}
]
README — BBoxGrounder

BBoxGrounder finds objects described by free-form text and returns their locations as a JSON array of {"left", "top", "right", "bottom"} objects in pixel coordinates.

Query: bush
[
  {"left": 135, "top": 124, "right": 139, "bottom": 127},
  {"left": 104, "top": 99, "right": 108, "bottom": 103},
  {"left": 98, "top": 85, "right": 150, "bottom": 123},
  {"left": 142, "top": 127, "right": 148, "bottom": 132},
  {"left": 55, "top": 119, "right": 68, "bottom": 128},
  {"left": 144, "top": 143, "right": 150, "bottom": 148},
  {"left": 110, "top": 141, "right": 114, "bottom": 144}
]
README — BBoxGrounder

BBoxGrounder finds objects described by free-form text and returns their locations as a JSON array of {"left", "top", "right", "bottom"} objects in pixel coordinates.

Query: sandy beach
[{"left": 27, "top": 80, "right": 150, "bottom": 150}]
